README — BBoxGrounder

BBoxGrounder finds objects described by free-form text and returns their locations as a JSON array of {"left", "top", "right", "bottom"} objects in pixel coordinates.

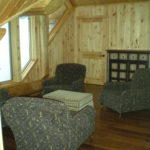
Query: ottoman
[{"left": 43, "top": 90, "right": 94, "bottom": 111}]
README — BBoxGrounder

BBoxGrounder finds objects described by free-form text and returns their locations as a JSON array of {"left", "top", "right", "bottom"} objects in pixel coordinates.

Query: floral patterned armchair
[
  {"left": 2, "top": 97, "right": 95, "bottom": 150},
  {"left": 100, "top": 69, "right": 150, "bottom": 114},
  {"left": 0, "top": 88, "right": 10, "bottom": 127},
  {"left": 42, "top": 63, "right": 86, "bottom": 95}
]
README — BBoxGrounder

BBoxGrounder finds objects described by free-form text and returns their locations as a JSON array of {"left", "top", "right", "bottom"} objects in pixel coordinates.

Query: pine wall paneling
[
  {"left": 23, "top": 15, "right": 49, "bottom": 82},
  {"left": 5, "top": 15, "right": 48, "bottom": 84},
  {"left": 48, "top": 11, "right": 75, "bottom": 77},
  {"left": 108, "top": 2, "right": 150, "bottom": 49},
  {"left": 70, "top": 0, "right": 150, "bottom": 6},
  {"left": 0, "top": 15, "right": 48, "bottom": 96},
  {"left": 48, "top": 1, "right": 150, "bottom": 85},
  {"left": 75, "top": 6, "right": 108, "bottom": 85},
  {"left": 10, "top": 17, "right": 22, "bottom": 82}
]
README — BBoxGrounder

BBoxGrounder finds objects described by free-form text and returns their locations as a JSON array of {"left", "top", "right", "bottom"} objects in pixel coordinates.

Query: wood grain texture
[
  {"left": 48, "top": 4, "right": 67, "bottom": 20},
  {"left": 22, "top": 15, "right": 49, "bottom": 82},
  {"left": 10, "top": 18, "right": 22, "bottom": 82},
  {"left": 0, "top": 15, "right": 49, "bottom": 86},
  {"left": 7, "top": 80, "right": 42, "bottom": 97},
  {"left": 0, "top": 0, "right": 48, "bottom": 25},
  {"left": 75, "top": 7, "right": 108, "bottom": 85},
  {"left": 48, "top": 11, "right": 75, "bottom": 77},
  {"left": 48, "top": 1, "right": 150, "bottom": 85},
  {"left": 27, "top": 0, "right": 65, "bottom": 15},
  {"left": 48, "top": 0, "right": 73, "bottom": 43},
  {"left": 108, "top": 2, "right": 150, "bottom": 49},
  {"left": 0, "top": 0, "right": 67, "bottom": 25},
  {"left": 3, "top": 84, "right": 150, "bottom": 150},
  {"left": 71, "top": 0, "right": 150, "bottom": 6}
]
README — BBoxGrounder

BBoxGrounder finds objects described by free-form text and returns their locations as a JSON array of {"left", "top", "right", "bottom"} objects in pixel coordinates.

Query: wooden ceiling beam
[
  {"left": 14, "top": 0, "right": 66, "bottom": 17},
  {"left": 70, "top": 0, "right": 150, "bottom": 6}
]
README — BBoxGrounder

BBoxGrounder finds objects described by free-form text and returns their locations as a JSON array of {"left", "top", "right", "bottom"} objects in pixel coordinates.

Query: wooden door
[{"left": 77, "top": 17, "right": 107, "bottom": 85}]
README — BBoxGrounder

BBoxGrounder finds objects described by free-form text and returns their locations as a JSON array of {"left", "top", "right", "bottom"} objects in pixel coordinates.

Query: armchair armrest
[
  {"left": 0, "top": 89, "right": 11, "bottom": 105},
  {"left": 73, "top": 106, "right": 95, "bottom": 124},
  {"left": 104, "top": 82, "right": 131, "bottom": 90},
  {"left": 72, "top": 78, "right": 85, "bottom": 92},
  {"left": 42, "top": 77, "right": 57, "bottom": 87},
  {"left": 71, "top": 106, "right": 95, "bottom": 145},
  {"left": 120, "top": 88, "right": 150, "bottom": 112},
  {"left": 122, "top": 88, "right": 150, "bottom": 100}
]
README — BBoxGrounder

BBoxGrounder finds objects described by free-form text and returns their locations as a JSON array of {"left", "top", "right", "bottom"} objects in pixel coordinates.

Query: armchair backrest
[
  {"left": 55, "top": 63, "right": 86, "bottom": 84},
  {"left": 2, "top": 97, "right": 72, "bottom": 150},
  {"left": 0, "top": 88, "right": 10, "bottom": 104},
  {"left": 131, "top": 68, "right": 150, "bottom": 89}
]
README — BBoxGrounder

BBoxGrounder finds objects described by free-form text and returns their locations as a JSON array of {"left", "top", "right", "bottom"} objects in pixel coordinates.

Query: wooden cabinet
[{"left": 107, "top": 50, "right": 150, "bottom": 82}]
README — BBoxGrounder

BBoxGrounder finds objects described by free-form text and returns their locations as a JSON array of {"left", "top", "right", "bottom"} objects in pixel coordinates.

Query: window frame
[{"left": 19, "top": 16, "right": 37, "bottom": 80}]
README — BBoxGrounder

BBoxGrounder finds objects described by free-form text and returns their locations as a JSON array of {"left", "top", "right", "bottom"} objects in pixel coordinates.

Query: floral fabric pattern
[
  {"left": 2, "top": 97, "right": 95, "bottom": 150},
  {"left": 100, "top": 69, "right": 150, "bottom": 114}
]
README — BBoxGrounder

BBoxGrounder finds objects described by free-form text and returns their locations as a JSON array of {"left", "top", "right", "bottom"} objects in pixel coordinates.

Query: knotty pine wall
[
  {"left": 108, "top": 2, "right": 150, "bottom": 49},
  {"left": 23, "top": 16, "right": 49, "bottom": 82},
  {"left": 10, "top": 15, "right": 48, "bottom": 83},
  {"left": 0, "top": 15, "right": 48, "bottom": 96},
  {"left": 48, "top": 1, "right": 150, "bottom": 84},
  {"left": 75, "top": 1, "right": 150, "bottom": 50},
  {"left": 48, "top": 12, "right": 75, "bottom": 77}
]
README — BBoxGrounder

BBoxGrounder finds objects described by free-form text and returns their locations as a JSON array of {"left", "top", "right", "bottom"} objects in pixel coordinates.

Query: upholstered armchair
[
  {"left": 100, "top": 68, "right": 150, "bottom": 114},
  {"left": 2, "top": 97, "right": 95, "bottom": 150},
  {"left": 42, "top": 63, "right": 86, "bottom": 95},
  {"left": 0, "top": 88, "right": 10, "bottom": 127}
]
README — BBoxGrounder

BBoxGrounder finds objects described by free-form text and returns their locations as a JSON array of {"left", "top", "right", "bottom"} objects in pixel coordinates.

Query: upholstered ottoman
[{"left": 43, "top": 90, "right": 94, "bottom": 111}]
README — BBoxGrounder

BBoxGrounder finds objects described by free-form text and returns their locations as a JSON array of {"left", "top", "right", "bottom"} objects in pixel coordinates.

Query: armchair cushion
[
  {"left": 42, "top": 77, "right": 57, "bottom": 87},
  {"left": 42, "top": 84, "right": 73, "bottom": 94},
  {"left": 123, "top": 88, "right": 150, "bottom": 111},
  {"left": 72, "top": 78, "right": 85, "bottom": 92},
  {"left": 56, "top": 63, "right": 86, "bottom": 84}
]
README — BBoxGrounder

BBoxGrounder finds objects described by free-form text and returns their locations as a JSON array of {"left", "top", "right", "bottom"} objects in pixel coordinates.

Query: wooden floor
[{"left": 3, "top": 84, "right": 150, "bottom": 150}]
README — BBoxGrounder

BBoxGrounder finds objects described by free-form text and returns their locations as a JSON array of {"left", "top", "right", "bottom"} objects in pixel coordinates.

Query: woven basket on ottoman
[{"left": 43, "top": 90, "right": 94, "bottom": 111}]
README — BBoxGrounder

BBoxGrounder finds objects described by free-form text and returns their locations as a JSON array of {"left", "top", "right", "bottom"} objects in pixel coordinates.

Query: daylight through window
[
  {"left": 19, "top": 16, "right": 31, "bottom": 70},
  {"left": 0, "top": 23, "right": 12, "bottom": 82}
]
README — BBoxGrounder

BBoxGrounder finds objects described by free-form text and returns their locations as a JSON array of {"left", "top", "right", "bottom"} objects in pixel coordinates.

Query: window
[
  {"left": 0, "top": 23, "right": 12, "bottom": 82},
  {"left": 19, "top": 16, "right": 30, "bottom": 70},
  {"left": 49, "top": 21, "right": 56, "bottom": 32},
  {"left": 48, "top": 4, "right": 67, "bottom": 33}
]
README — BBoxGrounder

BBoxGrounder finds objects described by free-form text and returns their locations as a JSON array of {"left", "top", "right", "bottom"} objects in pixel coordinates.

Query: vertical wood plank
[{"left": 10, "top": 17, "right": 22, "bottom": 82}]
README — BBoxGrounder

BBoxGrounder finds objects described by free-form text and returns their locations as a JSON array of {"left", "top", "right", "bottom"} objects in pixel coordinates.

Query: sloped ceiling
[
  {"left": 70, "top": 0, "right": 150, "bottom": 6},
  {"left": 0, "top": 0, "right": 149, "bottom": 26},
  {"left": 0, "top": 0, "right": 65, "bottom": 26}
]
